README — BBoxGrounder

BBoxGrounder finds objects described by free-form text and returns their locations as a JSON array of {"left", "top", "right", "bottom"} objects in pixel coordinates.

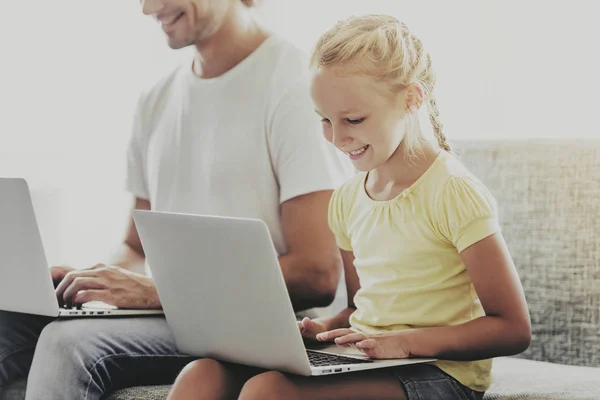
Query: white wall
[
  {"left": 0, "top": 0, "right": 598, "bottom": 265},
  {"left": 261, "top": 0, "right": 600, "bottom": 141}
]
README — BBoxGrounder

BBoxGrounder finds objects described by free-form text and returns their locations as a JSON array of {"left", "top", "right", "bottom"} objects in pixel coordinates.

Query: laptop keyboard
[{"left": 307, "top": 350, "right": 373, "bottom": 367}]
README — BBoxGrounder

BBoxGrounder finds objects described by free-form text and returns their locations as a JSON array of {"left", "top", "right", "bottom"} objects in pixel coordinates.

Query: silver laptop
[
  {"left": 0, "top": 178, "right": 163, "bottom": 318},
  {"left": 133, "top": 210, "right": 435, "bottom": 376}
]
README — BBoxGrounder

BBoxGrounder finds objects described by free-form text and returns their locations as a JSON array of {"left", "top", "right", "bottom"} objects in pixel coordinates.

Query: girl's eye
[
  {"left": 347, "top": 118, "right": 365, "bottom": 125},
  {"left": 321, "top": 118, "right": 331, "bottom": 124}
]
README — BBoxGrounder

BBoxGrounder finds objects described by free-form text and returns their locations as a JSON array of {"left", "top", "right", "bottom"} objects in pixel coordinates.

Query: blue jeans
[
  {"left": 0, "top": 311, "right": 195, "bottom": 400},
  {"left": 393, "top": 364, "right": 485, "bottom": 400}
]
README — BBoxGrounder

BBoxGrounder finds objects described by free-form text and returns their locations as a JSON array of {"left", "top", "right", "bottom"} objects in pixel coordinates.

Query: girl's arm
[
  {"left": 403, "top": 232, "right": 531, "bottom": 360},
  {"left": 326, "top": 249, "right": 361, "bottom": 329}
]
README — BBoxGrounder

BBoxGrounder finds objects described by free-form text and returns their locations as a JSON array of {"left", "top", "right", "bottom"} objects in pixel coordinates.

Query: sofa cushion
[
  {"left": 106, "top": 385, "right": 171, "bottom": 400},
  {"left": 483, "top": 357, "right": 600, "bottom": 399}
]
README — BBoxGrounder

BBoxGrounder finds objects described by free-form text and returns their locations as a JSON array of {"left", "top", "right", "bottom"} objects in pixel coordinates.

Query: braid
[
  {"left": 417, "top": 50, "right": 451, "bottom": 153},
  {"left": 403, "top": 30, "right": 451, "bottom": 154},
  {"left": 427, "top": 90, "right": 451, "bottom": 153}
]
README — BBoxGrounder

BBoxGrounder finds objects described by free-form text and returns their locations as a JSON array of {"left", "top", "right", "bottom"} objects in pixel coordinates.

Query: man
[{"left": 0, "top": 0, "right": 352, "bottom": 398}]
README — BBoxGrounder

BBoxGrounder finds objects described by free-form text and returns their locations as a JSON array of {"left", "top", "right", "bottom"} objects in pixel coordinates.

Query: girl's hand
[
  {"left": 298, "top": 317, "right": 329, "bottom": 341},
  {"left": 316, "top": 329, "right": 411, "bottom": 359}
]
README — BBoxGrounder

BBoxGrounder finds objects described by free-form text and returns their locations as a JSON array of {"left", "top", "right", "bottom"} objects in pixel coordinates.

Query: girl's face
[{"left": 310, "top": 68, "right": 409, "bottom": 172}]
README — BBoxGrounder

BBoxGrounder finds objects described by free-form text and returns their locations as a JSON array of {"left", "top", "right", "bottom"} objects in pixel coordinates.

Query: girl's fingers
[
  {"left": 334, "top": 333, "right": 367, "bottom": 345},
  {"left": 355, "top": 339, "right": 377, "bottom": 349},
  {"left": 316, "top": 328, "right": 355, "bottom": 341},
  {"left": 301, "top": 318, "right": 319, "bottom": 338}
]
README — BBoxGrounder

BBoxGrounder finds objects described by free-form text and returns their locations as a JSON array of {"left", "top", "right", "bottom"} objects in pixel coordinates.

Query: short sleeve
[
  {"left": 328, "top": 187, "right": 353, "bottom": 251},
  {"left": 124, "top": 95, "right": 150, "bottom": 201},
  {"left": 437, "top": 175, "right": 501, "bottom": 253},
  {"left": 268, "top": 79, "right": 354, "bottom": 204}
]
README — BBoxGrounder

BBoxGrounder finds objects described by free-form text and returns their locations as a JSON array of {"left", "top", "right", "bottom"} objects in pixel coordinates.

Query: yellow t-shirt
[{"left": 328, "top": 150, "right": 501, "bottom": 392}]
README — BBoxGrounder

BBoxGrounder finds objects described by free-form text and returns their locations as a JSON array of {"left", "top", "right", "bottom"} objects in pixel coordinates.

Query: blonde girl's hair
[{"left": 310, "top": 15, "right": 451, "bottom": 154}]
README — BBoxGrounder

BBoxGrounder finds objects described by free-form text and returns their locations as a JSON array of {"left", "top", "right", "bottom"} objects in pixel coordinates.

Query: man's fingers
[
  {"left": 50, "top": 267, "right": 67, "bottom": 280},
  {"left": 55, "top": 274, "right": 73, "bottom": 301},
  {"left": 55, "top": 270, "right": 103, "bottom": 301},
  {"left": 73, "top": 289, "right": 111, "bottom": 306},
  {"left": 62, "top": 277, "right": 108, "bottom": 303},
  {"left": 49, "top": 266, "right": 74, "bottom": 287}
]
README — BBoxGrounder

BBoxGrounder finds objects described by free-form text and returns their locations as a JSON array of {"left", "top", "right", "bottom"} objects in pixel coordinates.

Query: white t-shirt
[{"left": 126, "top": 35, "right": 354, "bottom": 315}]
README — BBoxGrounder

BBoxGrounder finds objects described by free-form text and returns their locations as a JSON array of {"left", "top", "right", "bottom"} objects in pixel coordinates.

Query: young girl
[{"left": 167, "top": 15, "right": 531, "bottom": 400}]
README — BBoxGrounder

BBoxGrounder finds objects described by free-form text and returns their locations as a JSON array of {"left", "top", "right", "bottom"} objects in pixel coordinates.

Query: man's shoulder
[
  {"left": 136, "top": 63, "right": 188, "bottom": 115},
  {"left": 267, "top": 35, "right": 309, "bottom": 71},
  {"left": 261, "top": 35, "right": 312, "bottom": 93}
]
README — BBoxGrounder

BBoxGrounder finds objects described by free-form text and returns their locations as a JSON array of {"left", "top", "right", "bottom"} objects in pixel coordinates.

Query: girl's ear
[{"left": 405, "top": 84, "right": 424, "bottom": 113}]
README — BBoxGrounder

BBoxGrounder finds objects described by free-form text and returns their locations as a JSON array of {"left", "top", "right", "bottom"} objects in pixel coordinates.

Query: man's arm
[
  {"left": 266, "top": 78, "right": 352, "bottom": 312},
  {"left": 108, "top": 197, "right": 150, "bottom": 274},
  {"left": 279, "top": 190, "right": 343, "bottom": 311}
]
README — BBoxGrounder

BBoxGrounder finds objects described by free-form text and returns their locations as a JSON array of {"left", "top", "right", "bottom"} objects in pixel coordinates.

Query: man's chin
[
  {"left": 166, "top": 38, "right": 191, "bottom": 50},
  {"left": 164, "top": 32, "right": 195, "bottom": 50}
]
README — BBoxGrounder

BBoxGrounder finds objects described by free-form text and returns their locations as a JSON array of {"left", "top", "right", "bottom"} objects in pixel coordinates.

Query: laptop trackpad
[{"left": 306, "top": 342, "right": 369, "bottom": 359}]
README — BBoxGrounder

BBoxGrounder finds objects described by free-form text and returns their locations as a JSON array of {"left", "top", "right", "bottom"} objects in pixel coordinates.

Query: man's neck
[{"left": 192, "top": 5, "right": 269, "bottom": 79}]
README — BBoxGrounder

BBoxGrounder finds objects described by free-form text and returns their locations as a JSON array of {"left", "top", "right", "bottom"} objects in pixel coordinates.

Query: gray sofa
[{"left": 2, "top": 140, "right": 599, "bottom": 399}]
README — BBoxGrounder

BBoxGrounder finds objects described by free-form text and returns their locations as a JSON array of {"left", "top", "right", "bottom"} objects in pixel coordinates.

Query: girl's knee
[
  {"left": 180, "top": 358, "right": 225, "bottom": 380},
  {"left": 168, "top": 359, "right": 229, "bottom": 399},
  {"left": 239, "top": 371, "right": 297, "bottom": 400}
]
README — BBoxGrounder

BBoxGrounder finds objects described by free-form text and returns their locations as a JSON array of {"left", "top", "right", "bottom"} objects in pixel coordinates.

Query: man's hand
[
  {"left": 55, "top": 264, "right": 161, "bottom": 309},
  {"left": 316, "top": 329, "right": 411, "bottom": 360},
  {"left": 49, "top": 265, "right": 75, "bottom": 288}
]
